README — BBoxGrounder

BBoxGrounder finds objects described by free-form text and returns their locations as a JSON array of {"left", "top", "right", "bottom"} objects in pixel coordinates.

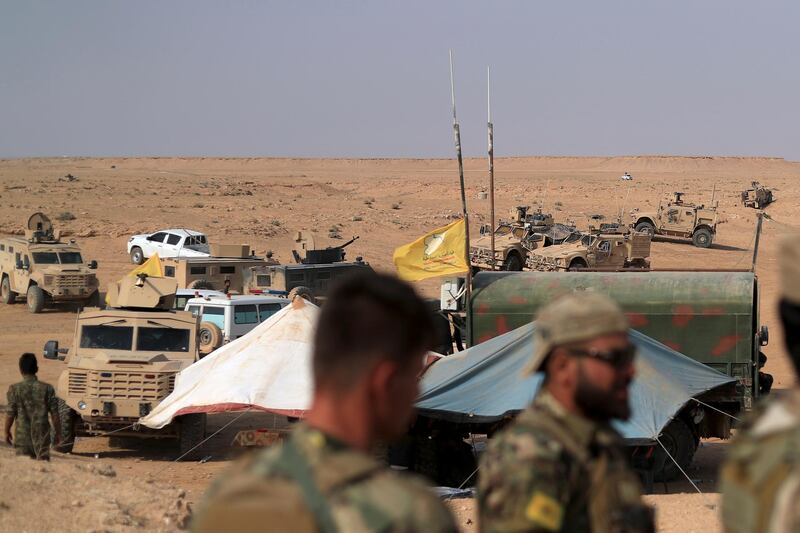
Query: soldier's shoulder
[
  {"left": 737, "top": 391, "right": 800, "bottom": 440},
  {"left": 484, "top": 409, "right": 564, "bottom": 464}
]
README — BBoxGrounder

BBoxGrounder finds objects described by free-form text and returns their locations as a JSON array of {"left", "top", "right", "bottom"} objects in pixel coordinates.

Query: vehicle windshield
[
  {"left": 184, "top": 235, "right": 209, "bottom": 252},
  {"left": 512, "top": 227, "right": 526, "bottom": 239},
  {"left": 31, "top": 251, "right": 84, "bottom": 264},
  {"left": 79, "top": 325, "right": 134, "bottom": 350},
  {"left": 494, "top": 224, "right": 513, "bottom": 236},
  {"left": 59, "top": 252, "right": 83, "bottom": 264},
  {"left": 581, "top": 235, "right": 596, "bottom": 246},
  {"left": 137, "top": 327, "right": 190, "bottom": 352}
]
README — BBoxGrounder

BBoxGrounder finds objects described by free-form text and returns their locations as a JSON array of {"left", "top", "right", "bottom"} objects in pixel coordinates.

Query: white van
[{"left": 185, "top": 294, "right": 290, "bottom": 355}]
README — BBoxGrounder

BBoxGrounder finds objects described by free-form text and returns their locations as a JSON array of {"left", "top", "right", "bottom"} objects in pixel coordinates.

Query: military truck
[
  {"left": 243, "top": 232, "right": 372, "bottom": 302},
  {"left": 0, "top": 213, "right": 100, "bottom": 313},
  {"left": 631, "top": 192, "right": 718, "bottom": 248},
  {"left": 163, "top": 243, "right": 279, "bottom": 294},
  {"left": 741, "top": 181, "right": 774, "bottom": 209},
  {"left": 43, "top": 273, "right": 204, "bottom": 456},
  {"left": 525, "top": 224, "right": 651, "bottom": 271},
  {"left": 470, "top": 206, "right": 578, "bottom": 271}
]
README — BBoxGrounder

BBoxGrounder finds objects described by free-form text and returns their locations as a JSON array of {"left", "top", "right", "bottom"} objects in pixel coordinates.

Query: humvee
[
  {"left": 243, "top": 232, "right": 372, "bottom": 302},
  {"left": 44, "top": 273, "right": 204, "bottom": 456},
  {"left": 0, "top": 213, "right": 100, "bottom": 313},
  {"left": 163, "top": 243, "right": 279, "bottom": 293},
  {"left": 741, "top": 181, "right": 774, "bottom": 209},
  {"left": 631, "top": 192, "right": 718, "bottom": 248},
  {"left": 526, "top": 224, "right": 651, "bottom": 271}
]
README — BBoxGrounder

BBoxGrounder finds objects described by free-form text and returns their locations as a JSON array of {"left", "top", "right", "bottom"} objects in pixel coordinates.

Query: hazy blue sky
[{"left": 2, "top": 1, "right": 799, "bottom": 159}]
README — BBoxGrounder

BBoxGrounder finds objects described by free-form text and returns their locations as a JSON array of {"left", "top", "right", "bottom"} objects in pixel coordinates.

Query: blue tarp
[{"left": 417, "top": 324, "right": 736, "bottom": 442}]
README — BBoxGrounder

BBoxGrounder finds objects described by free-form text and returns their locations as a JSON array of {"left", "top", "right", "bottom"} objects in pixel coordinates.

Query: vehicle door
[
  {"left": 593, "top": 239, "right": 614, "bottom": 267},
  {"left": 678, "top": 208, "right": 697, "bottom": 233},
  {"left": 12, "top": 250, "right": 32, "bottom": 292},
  {"left": 143, "top": 232, "right": 167, "bottom": 257},
  {"left": 163, "top": 233, "right": 182, "bottom": 258},
  {"left": 231, "top": 303, "right": 259, "bottom": 339}
]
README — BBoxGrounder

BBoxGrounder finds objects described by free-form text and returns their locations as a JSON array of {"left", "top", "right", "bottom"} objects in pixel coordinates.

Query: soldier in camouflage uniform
[
  {"left": 478, "top": 292, "right": 654, "bottom": 533},
  {"left": 193, "top": 272, "right": 457, "bottom": 533},
  {"left": 720, "top": 234, "right": 800, "bottom": 533},
  {"left": 4, "top": 353, "right": 61, "bottom": 460}
]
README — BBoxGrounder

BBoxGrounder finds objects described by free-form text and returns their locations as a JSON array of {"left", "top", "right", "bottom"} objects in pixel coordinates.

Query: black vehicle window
[
  {"left": 80, "top": 325, "right": 134, "bottom": 350},
  {"left": 137, "top": 327, "right": 190, "bottom": 352},
  {"left": 190, "top": 266, "right": 207, "bottom": 275},
  {"left": 174, "top": 296, "right": 189, "bottom": 310},
  {"left": 32, "top": 252, "right": 59, "bottom": 264},
  {"left": 258, "top": 303, "right": 284, "bottom": 322},
  {"left": 164, "top": 266, "right": 176, "bottom": 277},
  {"left": 166, "top": 234, "right": 181, "bottom": 246},
  {"left": 288, "top": 272, "right": 305, "bottom": 283},
  {"left": 148, "top": 232, "right": 166, "bottom": 242},
  {"left": 256, "top": 275, "right": 271, "bottom": 287},
  {"left": 0, "top": 244, "right": 4, "bottom": 251},
  {"left": 234, "top": 304, "right": 258, "bottom": 325},
  {"left": 220, "top": 266, "right": 236, "bottom": 274},
  {"left": 59, "top": 252, "right": 83, "bottom": 264},
  {"left": 187, "top": 305, "right": 201, "bottom": 317}
]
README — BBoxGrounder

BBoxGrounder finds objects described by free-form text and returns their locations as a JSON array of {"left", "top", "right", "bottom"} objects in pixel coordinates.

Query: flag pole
[
  {"left": 449, "top": 50, "right": 472, "bottom": 304},
  {"left": 487, "top": 66, "right": 496, "bottom": 270}
]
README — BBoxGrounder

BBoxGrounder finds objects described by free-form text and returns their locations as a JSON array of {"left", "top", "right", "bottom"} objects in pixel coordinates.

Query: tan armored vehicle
[
  {"left": 43, "top": 273, "right": 204, "bottom": 456},
  {"left": 741, "top": 181, "right": 774, "bottom": 209},
  {"left": 163, "top": 243, "right": 279, "bottom": 293},
  {"left": 470, "top": 206, "right": 578, "bottom": 271},
  {"left": 526, "top": 223, "right": 651, "bottom": 271},
  {"left": 244, "top": 232, "right": 372, "bottom": 302},
  {"left": 0, "top": 213, "right": 100, "bottom": 313},
  {"left": 631, "top": 192, "right": 718, "bottom": 248}
]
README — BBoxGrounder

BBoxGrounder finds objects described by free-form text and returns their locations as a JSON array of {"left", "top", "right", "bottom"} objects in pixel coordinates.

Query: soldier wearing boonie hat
[
  {"left": 478, "top": 291, "right": 654, "bottom": 533},
  {"left": 721, "top": 235, "right": 800, "bottom": 533}
]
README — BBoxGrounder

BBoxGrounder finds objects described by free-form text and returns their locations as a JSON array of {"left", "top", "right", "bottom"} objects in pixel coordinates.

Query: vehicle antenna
[
  {"left": 487, "top": 66, "right": 496, "bottom": 270},
  {"left": 751, "top": 211, "right": 764, "bottom": 273},
  {"left": 449, "top": 50, "right": 472, "bottom": 301},
  {"left": 710, "top": 182, "right": 717, "bottom": 206}
]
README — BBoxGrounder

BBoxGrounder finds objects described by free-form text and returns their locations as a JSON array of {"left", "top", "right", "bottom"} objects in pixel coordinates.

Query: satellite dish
[{"left": 27, "top": 212, "right": 53, "bottom": 233}]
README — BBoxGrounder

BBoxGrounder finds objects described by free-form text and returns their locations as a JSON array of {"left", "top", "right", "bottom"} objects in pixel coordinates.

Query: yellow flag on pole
[
  {"left": 127, "top": 254, "right": 164, "bottom": 278},
  {"left": 392, "top": 219, "right": 469, "bottom": 282}
]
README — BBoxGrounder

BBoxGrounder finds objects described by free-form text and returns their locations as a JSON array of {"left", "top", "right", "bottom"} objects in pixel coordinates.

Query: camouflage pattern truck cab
[
  {"left": 43, "top": 274, "right": 204, "bottom": 456},
  {"left": 525, "top": 224, "right": 651, "bottom": 271},
  {"left": 0, "top": 213, "right": 100, "bottom": 313},
  {"left": 631, "top": 192, "right": 718, "bottom": 248}
]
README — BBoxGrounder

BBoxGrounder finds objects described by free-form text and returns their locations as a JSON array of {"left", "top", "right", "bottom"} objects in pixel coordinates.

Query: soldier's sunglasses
[{"left": 567, "top": 344, "right": 637, "bottom": 368}]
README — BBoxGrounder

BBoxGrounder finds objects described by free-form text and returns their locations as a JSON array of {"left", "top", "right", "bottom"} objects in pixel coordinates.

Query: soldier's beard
[{"left": 575, "top": 365, "right": 632, "bottom": 422}]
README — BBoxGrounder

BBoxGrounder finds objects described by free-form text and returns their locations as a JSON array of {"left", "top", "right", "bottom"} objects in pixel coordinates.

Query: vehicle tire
[
  {"left": 502, "top": 253, "right": 523, "bottom": 272},
  {"left": 288, "top": 286, "right": 316, "bottom": 304},
  {"left": 199, "top": 322, "right": 224, "bottom": 355},
  {"left": 84, "top": 290, "right": 101, "bottom": 309},
  {"left": 635, "top": 221, "right": 656, "bottom": 236},
  {"left": 627, "top": 259, "right": 649, "bottom": 270},
  {"left": 53, "top": 399, "right": 77, "bottom": 454},
  {"left": 1, "top": 276, "right": 16, "bottom": 304},
  {"left": 692, "top": 228, "right": 713, "bottom": 248},
  {"left": 177, "top": 413, "right": 207, "bottom": 460},
  {"left": 130, "top": 246, "right": 145, "bottom": 265},
  {"left": 189, "top": 279, "right": 216, "bottom": 291},
  {"left": 567, "top": 258, "right": 588, "bottom": 271},
  {"left": 27, "top": 285, "right": 45, "bottom": 314},
  {"left": 653, "top": 418, "right": 695, "bottom": 482}
]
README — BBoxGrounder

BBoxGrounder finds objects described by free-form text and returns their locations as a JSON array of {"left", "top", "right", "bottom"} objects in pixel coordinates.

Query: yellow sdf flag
[
  {"left": 127, "top": 254, "right": 164, "bottom": 278},
  {"left": 393, "top": 219, "right": 469, "bottom": 282}
]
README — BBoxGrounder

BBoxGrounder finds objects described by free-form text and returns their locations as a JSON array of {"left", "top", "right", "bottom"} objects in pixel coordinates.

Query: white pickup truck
[{"left": 127, "top": 229, "right": 211, "bottom": 264}]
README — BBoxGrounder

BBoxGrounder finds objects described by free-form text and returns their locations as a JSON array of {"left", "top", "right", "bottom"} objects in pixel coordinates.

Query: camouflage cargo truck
[
  {"left": 631, "top": 192, "right": 718, "bottom": 248},
  {"left": 741, "top": 181, "right": 774, "bottom": 209},
  {"left": 0, "top": 213, "right": 100, "bottom": 313},
  {"left": 43, "top": 273, "right": 205, "bottom": 456}
]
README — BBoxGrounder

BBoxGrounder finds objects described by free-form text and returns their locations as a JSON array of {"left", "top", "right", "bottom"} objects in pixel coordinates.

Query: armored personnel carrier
[
  {"left": 0, "top": 213, "right": 100, "bottom": 313},
  {"left": 44, "top": 273, "right": 204, "bottom": 456},
  {"left": 243, "top": 232, "right": 372, "bottom": 303},
  {"left": 741, "top": 181, "right": 774, "bottom": 209},
  {"left": 631, "top": 192, "right": 718, "bottom": 248}
]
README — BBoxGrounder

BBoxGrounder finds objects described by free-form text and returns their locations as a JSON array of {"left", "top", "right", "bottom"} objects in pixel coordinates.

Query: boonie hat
[
  {"left": 780, "top": 234, "right": 800, "bottom": 305},
  {"left": 524, "top": 291, "right": 629, "bottom": 374}
]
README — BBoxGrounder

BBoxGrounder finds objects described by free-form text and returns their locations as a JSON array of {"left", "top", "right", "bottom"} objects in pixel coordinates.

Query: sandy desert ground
[{"left": 1, "top": 155, "right": 798, "bottom": 531}]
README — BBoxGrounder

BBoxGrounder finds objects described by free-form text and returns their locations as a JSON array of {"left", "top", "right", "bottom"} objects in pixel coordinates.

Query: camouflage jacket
[
  {"left": 478, "top": 391, "right": 653, "bottom": 533},
  {"left": 193, "top": 423, "right": 458, "bottom": 533},
  {"left": 5, "top": 375, "right": 58, "bottom": 458},
  {"left": 720, "top": 389, "right": 800, "bottom": 533}
]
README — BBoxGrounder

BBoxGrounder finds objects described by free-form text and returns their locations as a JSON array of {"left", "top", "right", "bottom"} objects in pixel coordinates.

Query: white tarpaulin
[{"left": 140, "top": 298, "right": 318, "bottom": 429}]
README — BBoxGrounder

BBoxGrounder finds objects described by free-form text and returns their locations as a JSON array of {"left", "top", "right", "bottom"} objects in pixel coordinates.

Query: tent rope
[
  {"left": 173, "top": 408, "right": 252, "bottom": 462},
  {"left": 691, "top": 397, "right": 741, "bottom": 422},
  {"left": 655, "top": 436, "right": 715, "bottom": 509}
]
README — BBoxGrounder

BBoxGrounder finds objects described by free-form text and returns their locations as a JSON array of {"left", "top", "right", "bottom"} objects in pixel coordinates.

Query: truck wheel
[
  {"left": 692, "top": 228, "right": 712, "bottom": 248},
  {"left": 568, "top": 258, "right": 588, "bottom": 271},
  {"left": 177, "top": 413, "right": 207, "bottom": 460},
  {"left": 502, "top": 253, "right": 523, "bottom": 272},
  {"left": 1, "top": 276, "right": 16, "bottom": 304},
  {"left": 130, "top": 247, "right": 144, "bottom": 265},
  {"left": 189, "top": 279, "right": 215, "bottom": 291},
  {"left": 84, "top": 290, "right": 101, "bottom": 309},
  {"left": 288, "top": 286, "right": 316, "bottom": 304},
  {"left": 653, "top": 418, "right": 696, "bottom": 482},
  {"left": 53, "top": 399, "right": 77, "bottom": 454},
  {"left": 627, "top": 259, "right": 649, "bottom": 270},
  {"left": 27, "top": 285, "right": 45, "bottom": 313},
  {"left": 635, "top": 221, "right": 655, "bottom": 236},
  {"left": 199, "top": 322, "right": 224, "bottom": 355}
]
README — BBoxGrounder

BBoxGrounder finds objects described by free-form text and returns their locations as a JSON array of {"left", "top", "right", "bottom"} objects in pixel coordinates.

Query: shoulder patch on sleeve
[{"left": 525, "top": 491, "right": 564, "bottom": 531}]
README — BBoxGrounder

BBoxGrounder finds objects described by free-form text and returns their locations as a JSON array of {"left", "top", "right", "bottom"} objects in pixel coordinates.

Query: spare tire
[
  {"left": 288, "top": 286, "right": 316, "bottom": 304},
  {"left": 199, "top": 321, "right": 223, "bottom": 355},
  {"left": 189, "top": 279, "right": 216, "bottom": 291}
]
